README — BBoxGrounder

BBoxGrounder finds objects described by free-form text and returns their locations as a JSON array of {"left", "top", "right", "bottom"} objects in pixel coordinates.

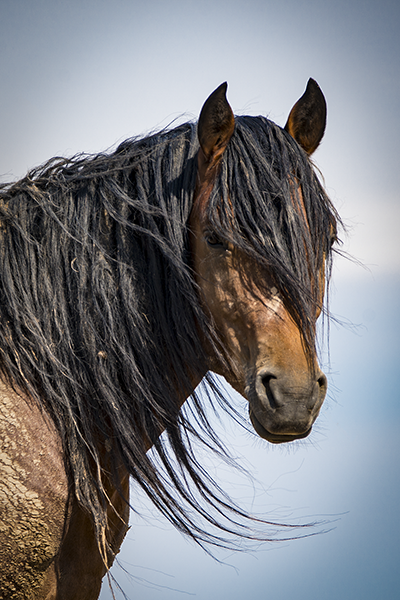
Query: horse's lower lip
[{"left": 249, "top": 410, "right": 312, "bottom": 444}]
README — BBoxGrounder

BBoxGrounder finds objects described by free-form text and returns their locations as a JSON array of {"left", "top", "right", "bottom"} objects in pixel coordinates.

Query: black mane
[{"left": 0, "top": 116, "right": 339, "bottom": 561}]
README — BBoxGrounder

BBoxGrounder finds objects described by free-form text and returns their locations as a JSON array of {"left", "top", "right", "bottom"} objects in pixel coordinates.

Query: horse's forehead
[{"left": 193, "top": 179, "right": 306, "bottom": 231}]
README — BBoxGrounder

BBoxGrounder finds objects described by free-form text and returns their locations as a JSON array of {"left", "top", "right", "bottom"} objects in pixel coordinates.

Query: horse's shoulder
[{"left": 0, "top": 383, "right": 68, "bottom": 597}]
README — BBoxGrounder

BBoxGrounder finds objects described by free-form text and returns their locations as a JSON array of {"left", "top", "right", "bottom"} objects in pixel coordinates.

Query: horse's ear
[
  {"left": 198, "top": 82, "right": 235, "bottom": 166},
  {"left": 284, "top": 79, "right": 327, "bottom": 155}
]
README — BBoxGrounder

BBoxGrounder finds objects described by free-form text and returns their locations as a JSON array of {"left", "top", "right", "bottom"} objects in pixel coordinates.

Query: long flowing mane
[{"left": 0, "top": 116, "right": 339, "bottom": 561}]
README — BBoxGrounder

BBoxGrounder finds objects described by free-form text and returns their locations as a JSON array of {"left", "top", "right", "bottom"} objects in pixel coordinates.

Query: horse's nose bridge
[{"left": 250, "top": 311, "right": 308, "bottom": 381}]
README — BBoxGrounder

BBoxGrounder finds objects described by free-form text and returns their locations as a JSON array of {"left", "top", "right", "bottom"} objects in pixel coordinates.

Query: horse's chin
[{"left": 249, "top": 410, "right": 312, "bottom": 444}]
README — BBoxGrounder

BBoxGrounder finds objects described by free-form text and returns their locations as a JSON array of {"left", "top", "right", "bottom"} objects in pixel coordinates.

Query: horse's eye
[{"left": 205, "top": 232, "right": 226, "bottom": 249}]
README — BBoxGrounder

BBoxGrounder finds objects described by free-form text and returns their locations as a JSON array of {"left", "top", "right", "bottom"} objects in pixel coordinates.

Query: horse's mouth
[{"left": 249, "top": 410, "right": 312, "bottom": 444}]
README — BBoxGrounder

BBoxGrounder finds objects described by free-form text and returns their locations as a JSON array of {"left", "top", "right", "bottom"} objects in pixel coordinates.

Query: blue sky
[{"left": 1, "top": 1, "right": 399, "bottom": 598}]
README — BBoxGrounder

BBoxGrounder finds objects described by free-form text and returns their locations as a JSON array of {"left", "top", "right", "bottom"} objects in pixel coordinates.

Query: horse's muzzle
[{"left": 248, "top": 368, "right": 327, "bottom": 444}]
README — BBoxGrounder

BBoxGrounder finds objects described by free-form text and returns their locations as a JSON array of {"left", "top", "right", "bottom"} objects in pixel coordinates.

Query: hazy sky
[{"left": 1, "top": 1, "right": 399, "bottom": 599}]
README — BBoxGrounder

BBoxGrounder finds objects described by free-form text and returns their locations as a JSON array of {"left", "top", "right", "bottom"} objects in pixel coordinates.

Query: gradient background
[{"left": 1, "top": 1, "right": 399, "bottom": 599}]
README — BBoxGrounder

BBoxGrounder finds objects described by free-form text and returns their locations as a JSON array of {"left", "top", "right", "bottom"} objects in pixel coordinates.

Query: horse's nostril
[
  {"left": 261, "top": 375, "right": 278, "bottom": 410},
  {"left": 317, "top": 372, "right": 328, "bottom": 395}
]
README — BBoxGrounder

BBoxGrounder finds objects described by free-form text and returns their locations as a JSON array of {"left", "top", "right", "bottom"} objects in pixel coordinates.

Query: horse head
[{"left": 190, "top": 80, "right": 331, "bottom": 444}]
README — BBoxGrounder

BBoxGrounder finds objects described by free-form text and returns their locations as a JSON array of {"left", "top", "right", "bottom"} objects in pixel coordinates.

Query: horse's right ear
[
  {"left": 284, "top": 79, "right": 327, "bottom": 155},
  {"left": 198, "top": 83, "right": 235, "bottom": 168}
]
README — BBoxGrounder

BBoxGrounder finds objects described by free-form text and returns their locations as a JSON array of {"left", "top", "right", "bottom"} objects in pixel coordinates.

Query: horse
[{"left": 0, "top": 79, "right": 339, "bottom": 599}]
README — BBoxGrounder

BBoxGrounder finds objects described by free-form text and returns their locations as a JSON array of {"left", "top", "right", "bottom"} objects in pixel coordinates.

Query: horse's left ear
[
  {"left": 284, "top": 79, "right": 327, "bottom": 155},
  {"left": 198, "top": 82, "right": 235, "bottom": 167}
]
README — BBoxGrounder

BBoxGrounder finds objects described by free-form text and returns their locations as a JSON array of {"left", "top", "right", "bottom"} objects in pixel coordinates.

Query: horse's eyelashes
[{"left": 205, "top": 231, "right": 227, "bottom": 249}]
